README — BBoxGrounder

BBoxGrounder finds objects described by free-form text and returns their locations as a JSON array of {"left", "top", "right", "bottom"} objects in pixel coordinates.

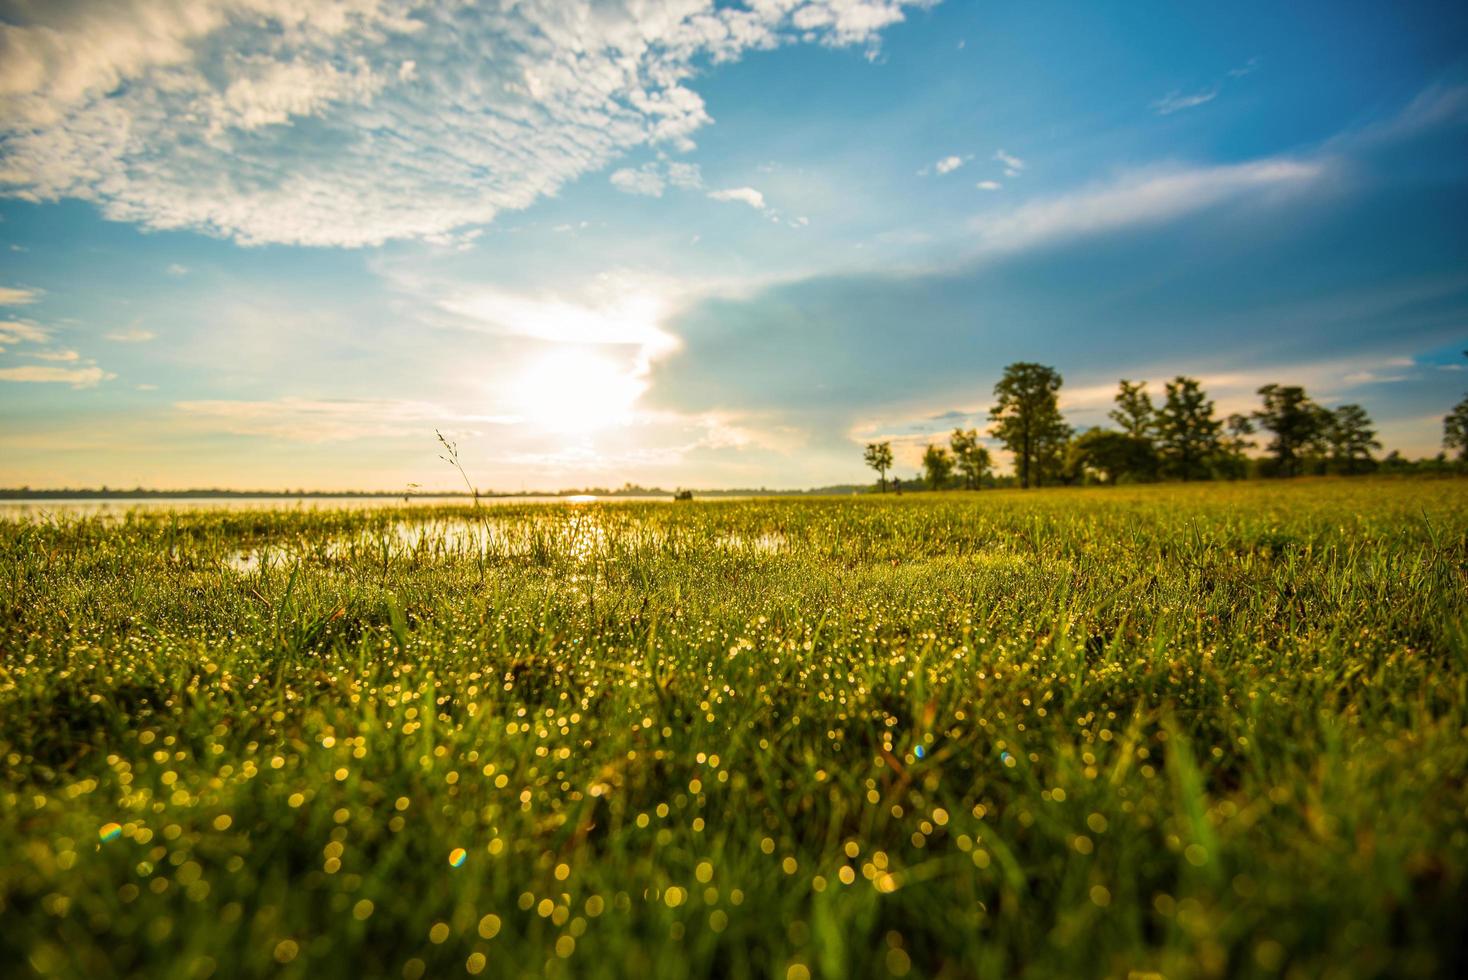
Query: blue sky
[{"left": 1, "top": 0, "right": 1466, "bottom": 491}]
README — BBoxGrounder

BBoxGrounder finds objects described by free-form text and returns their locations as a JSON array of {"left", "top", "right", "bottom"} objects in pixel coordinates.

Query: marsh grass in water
[{"left": 1, "top": 480, "right": 1466, "bottom": 978}]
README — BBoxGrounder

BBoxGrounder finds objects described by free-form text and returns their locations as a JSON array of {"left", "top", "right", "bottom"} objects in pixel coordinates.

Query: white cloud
[
  {"left": 1152, "top": 88, "right": 1219, "bottom": 115},
  {"left": 975, "top": 180, "right": 1000, "bottom": 191},
  {"left": 971, "top": 158, "right": 1322, "bottom": 253},
  {"left": 665, "top": 161, "right": 704, "bottom": 190},
  {"left": 1228, "top": 57, "right": 1261, "bottom": 78},
  {"left": 931, "top": 154, "right": 967, "bottom": 175},
  {"left": 0, "top": 320, "right": 50, "bottom": 345},
  {"left": 787, "top": 0, "right": 916, "bottom": 45},
  {"left": 0, "top": 365, "right": 112, "bottom": 388},
  {"left": 708, "top": 186, "right": 767, "bottom": 211},
  {"left": 0, "top": 285, "right": 40, "bottom": 305},
  {"left": 1152, "top": 58, "right": 1261, "bottom": 119},
  {"left": 1341, "top": 357, "right": 1416, "bottom": 385},
  {"left": 105, "top": 327, "right": 157, "bottom": 342},
  {"left": 1056, "top": 349, "right": 1434, "bottom": 422},
  {"left": 1341, "top": 370, "right": 1411, "bottom": 385},
  {"left": 27, "top": 349, "right": 80, "bottom": 362},
  {"left": 166, "top": 263, "right": 189, "bottom": 276},
  {"left": 610, "top": 159, "right": 704, "bottom": 198},
  {"left": 993, "top": 149, "right": 1025, "bottom": 174},
  {"left": 174, "top": 396, "right": 516, "bottom": 442},
  {"left": 439, "top": 283, "right": 678, "bottom": 359},
  {"left": 610, "top": 167, "right": 666, "bottom": 198},
  {"left": 1340, "top": 83, "right": 1468, "bottom": 148},
  {"left": 0, "top": 0, "right": 928, "bottom": 247}
]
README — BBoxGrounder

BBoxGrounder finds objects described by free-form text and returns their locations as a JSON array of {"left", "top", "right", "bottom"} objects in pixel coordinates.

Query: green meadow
[{"left": 2, "top": 479, "right": 1465, "bottom": 979}]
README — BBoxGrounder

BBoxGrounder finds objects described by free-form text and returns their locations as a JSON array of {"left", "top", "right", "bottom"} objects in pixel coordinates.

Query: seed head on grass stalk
[
  {"left": 435, "top": 430, "right": 478, "bottom": 507},
  {"left": 436, "top": 429, "right": 491, "bottom": 567}
]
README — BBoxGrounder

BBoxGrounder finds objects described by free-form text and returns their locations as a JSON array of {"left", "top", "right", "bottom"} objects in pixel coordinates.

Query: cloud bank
[
  {"left": 0, "top": 286, "right": 40, "bottom": 306},
  {"left": 971, "top": 158, "right": 1322, "bottom": 254},
  {"left": 0, "top": 365, "right": 113, "bottom": 388},
  {"left": 0, "top": 0, "right": 930, "bottom": 247}
]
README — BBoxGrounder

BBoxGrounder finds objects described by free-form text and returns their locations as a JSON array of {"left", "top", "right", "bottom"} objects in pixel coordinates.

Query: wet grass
[{"left": 1, "top": 479, "right": 1466, "bottom": 979}]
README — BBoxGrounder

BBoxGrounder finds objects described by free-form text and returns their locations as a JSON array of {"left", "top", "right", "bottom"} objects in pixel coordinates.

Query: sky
[{"left": 1, "top": 0, "right": 1466, "bottom": 492}]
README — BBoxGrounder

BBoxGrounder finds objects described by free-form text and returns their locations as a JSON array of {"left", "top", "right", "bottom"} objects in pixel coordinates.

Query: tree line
[{"left": 865, "top": 359, "right": 1468, "bottom": 491}]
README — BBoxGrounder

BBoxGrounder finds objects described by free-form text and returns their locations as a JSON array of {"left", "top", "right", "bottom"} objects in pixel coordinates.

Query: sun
[{"left": 511, "top": 347, "right": 646, "bottom": 434}]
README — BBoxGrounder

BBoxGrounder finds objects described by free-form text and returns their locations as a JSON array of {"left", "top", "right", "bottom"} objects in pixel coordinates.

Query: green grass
[{"left": 2, "top": 479, "right": 1466, "bottom": 979}]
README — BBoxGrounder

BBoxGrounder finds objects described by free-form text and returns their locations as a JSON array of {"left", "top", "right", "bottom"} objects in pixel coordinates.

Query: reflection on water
[
  {"left": 717, "top": 531, "right": 788, "bottom": 554},
  {"left": 217, "top": 513, "right": 791, "bottom": 573},
  {"left": 0, "top": 493, "right": 795, "bottom": 572},
  {"left": 383, "top": 514, "right": 615, "bottom": 562},
  {"left": 225, "top": 550, "right": 263, "bottom": 573},
  {"left": 222, "top": 514, "right": 632, "bottom": 571}
]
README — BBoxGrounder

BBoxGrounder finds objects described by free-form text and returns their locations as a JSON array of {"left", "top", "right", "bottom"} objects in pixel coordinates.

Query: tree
[
  {"left": 921, "top": 444, "right": 954, "bottom": 490},
  {"left": 1446, "top": 397, "right": 1468, "bottom": 464},
  {"left": 1154, "top": 376, "right": 1221, "bottom": 481},
  {"left": 1323, "top": 404, "right": 1381, "bottom": 474},
  {"left": 1216, "top": 413, "right": 1255, "bottom": 480},
  {"left": 1445, "top": 355, "right": 1468, "bottom": 464},
  {"left": 949, "top": 428, "right": 975, "bottom": 486},
  {"left": 863, "top": 441, "right": 894, "bottom": 492},
  {"left": 1254, "top": 384, "right": 1325, "bottom": 477},
  {"left": 1109, "top": 380, "right": 1155, "bottom": 439},
  {"left": 1071, "top": 429, "right": 1157, "bottom": 484},
  {"left": 949, "top": 428, "right": 992, "bottom": 489},
  {"left": 989, "top": 362, "right": 1071, "bottom": 489}
]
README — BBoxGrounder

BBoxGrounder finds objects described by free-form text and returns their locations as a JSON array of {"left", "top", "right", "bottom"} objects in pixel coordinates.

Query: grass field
[{"left": 2, "top": 479, "right": 1466, "bottom": 979}]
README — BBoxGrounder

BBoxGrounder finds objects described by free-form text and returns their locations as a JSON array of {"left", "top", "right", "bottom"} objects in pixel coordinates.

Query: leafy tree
[
  {"left": 1445, "top": 355, "right": 1468, "bottom": 464},
  {"left": 1071, "top": 429, "right": 1157, "bottom": 484},
  {"left": 1380, "top": 450, "right": 1453, "bottom": 474},
  {"left": 1215, "top": 413, "right": 1255, "bottom": 480},
  {"left": 1253, "top": 384, "right": 1325, "bottom": 477},
  {"left": 989, "top": 362, "right": 1071, "bottom": 489},
  {"left": 1154, "top": 376, "right": 1221, "bottom": 481},
  {"left": 1324, "top": 404, "right": 1381, "bottom": 474},
  {"left": 1447, "top": 398, "right": 1468, "bottom": 464},
  {"left": 921, "top": 444, "right": 954, "bottom": 490},
  {"left": 949, "top": 428, "right": 992, "bottom": 489},
  {"left": 863, "top": 441, "right": 894, "bottom": 492},
  {"left": 949, "top": 428, "right": 975, "bottom": 485},
  {"left": 1109, "top": 380, "right": 1156, "bottom": 439}
]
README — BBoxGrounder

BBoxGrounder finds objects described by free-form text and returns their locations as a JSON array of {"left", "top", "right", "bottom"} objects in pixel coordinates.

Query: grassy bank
[{"left": 2, "top": 479, "right": 1465, "bottom": 978}]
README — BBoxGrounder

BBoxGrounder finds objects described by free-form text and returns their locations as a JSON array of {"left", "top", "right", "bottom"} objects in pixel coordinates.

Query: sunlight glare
[{"left": 512, "top": 347, "right": 646, "bottom": 434}]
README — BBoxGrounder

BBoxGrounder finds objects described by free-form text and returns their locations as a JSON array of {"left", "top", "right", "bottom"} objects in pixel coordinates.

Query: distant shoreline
[{"left": 0, "top": 486, "right": 865, "bottom": 501}]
